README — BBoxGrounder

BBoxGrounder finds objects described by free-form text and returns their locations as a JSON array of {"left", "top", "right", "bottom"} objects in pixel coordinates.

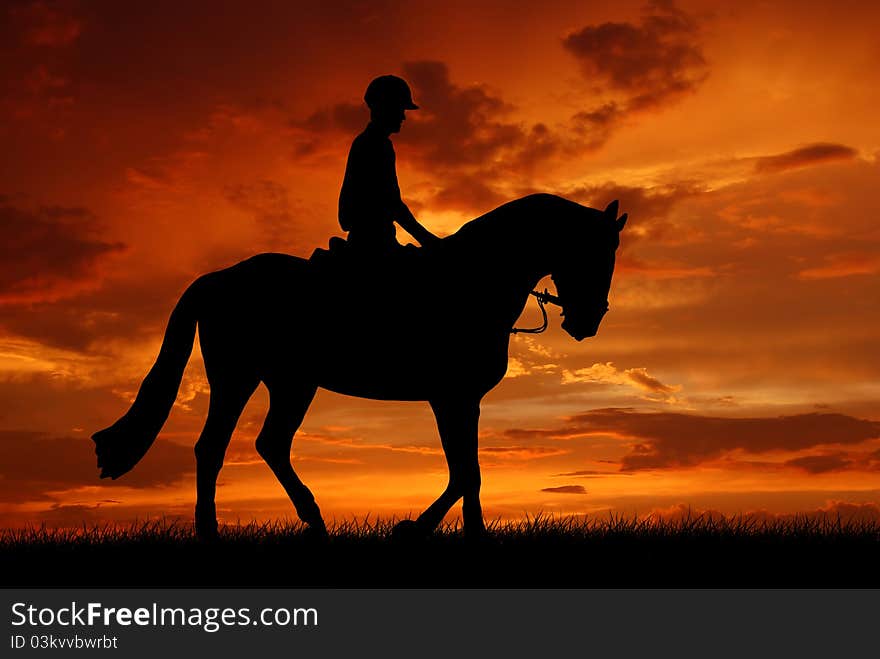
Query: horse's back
[{"left": 197, "top": 252, "right": 309, "bottom": 331}]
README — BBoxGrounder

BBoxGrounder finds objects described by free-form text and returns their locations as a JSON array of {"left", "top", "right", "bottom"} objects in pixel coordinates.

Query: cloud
[
  {"left": 299, "top": 102, "right": 367, "bottom": 135},
  {"left": 564, "top": 180, "right": 704, "bottom": 247},
  {"left": 294, "top": 60, "right": 527, "bottom": 168},
  {"left": 426, "top": 174, "right": 508, "bottom": 214},
  {"left": 553, "top": 469, "right": 633, "bottom": 478},
  {"left": 0, "top": 204, "right": 125, "bottom": 304},
  {"left": 785, "top": 453, "right": 854, "bottom": 474},
  {"left": 0, "top": 270, "right": 189, "bottom": 352},
  {"left": 11, "top": 1, "right": 83, "bottom": 47},
  {"left": 292, "top": 59, "right": 711, "bottom": 217},
  {"left": 541, "top": 485, "right": 587, "bottom": 495},
  {"left": 398, "top": 60, "right": 525, "bottom": 168},
  {"left": 562, "top": 362, "right": 681, "bottom": 402},
  {"left": 294, "top": 60, "right": 573, "bottom": 214},
  {"left": 563, "top": 1, "right": 708, "bottom": 144},
  {"left": 503, "top": 409, "right": 880, "bottom": 471},
  {"left": 571, "top": 103, "right": 626, "bottom": 150},
  {"left": 564, "top": 1, "right": 707, "bottom": 97},
  {"left": 0, "top": 501, "right": 193, "bottom": 528},
  {"left": 754, "top": 143, "right": 858, "bottom": 174},
  {"left": 796, "top": 252, "right": 880, "bottom": 280},
  {"left": 648, "top": 502, "right": 726, "bottom": 521},
  {"left": 0, "top": 431, "right": 194, "bottom": 504},
  {"left": 223, "top": 179, "right": 307, "bottom": 247},
  {"left": 481, "top": 446, "right": 569, "bottom": 460},
  {"left": 815, "top": 500, "right": 880, "bottom": 523},
  {"left": 648, "top": 500, "right": 880, "bottom": 524}
]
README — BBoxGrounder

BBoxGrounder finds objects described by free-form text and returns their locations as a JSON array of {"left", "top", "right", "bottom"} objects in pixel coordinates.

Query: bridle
[{"left": 510, "top": 289, "right": 561, "bottom": 335}]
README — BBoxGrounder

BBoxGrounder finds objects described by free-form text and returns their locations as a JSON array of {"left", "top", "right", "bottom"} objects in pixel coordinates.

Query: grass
[{"left": 4, "top": 513, "right": 879, "bottom": 587}]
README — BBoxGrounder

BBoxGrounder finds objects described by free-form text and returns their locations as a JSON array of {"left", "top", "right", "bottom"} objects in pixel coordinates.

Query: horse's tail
[{"left": 92, "top": 276, "right": 206, "bottom": 479}]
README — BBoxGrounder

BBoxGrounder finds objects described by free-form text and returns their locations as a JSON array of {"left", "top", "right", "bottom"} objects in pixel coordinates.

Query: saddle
[
  {"left": 308, "top": 237, "right": 436, "bottom": 306},
  {"left": 310, "top": 237, "right": 428, "bottom": 276},
  {"left": 309, "top": 236, "right": 353, "bottom": 271}
]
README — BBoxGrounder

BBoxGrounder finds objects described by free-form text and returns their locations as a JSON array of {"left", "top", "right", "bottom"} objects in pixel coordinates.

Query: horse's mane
[{"left": 442, "top": 193, "right": 588, "bottom": 257}]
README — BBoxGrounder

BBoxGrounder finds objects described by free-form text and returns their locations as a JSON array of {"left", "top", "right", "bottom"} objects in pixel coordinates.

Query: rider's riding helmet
[{"left": 364, "top": 75, "right": 419, "bottom": 111}]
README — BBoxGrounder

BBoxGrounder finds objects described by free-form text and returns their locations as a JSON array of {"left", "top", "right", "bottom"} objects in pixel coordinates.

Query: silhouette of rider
[{"left": 339, "top": 75, "right": 439, "bottom": 252}]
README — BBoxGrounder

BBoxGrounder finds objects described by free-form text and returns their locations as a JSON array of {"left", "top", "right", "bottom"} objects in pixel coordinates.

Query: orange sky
[{"left": 2, "top": 0, "right": 880, "bottom": 528}]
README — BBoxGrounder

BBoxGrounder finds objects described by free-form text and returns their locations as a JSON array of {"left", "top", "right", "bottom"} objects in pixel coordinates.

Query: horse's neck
[
  {"left": 447, "top": 197, "right": 579, "bottom": 328},
  {"left": 453, "top": 196, "right": 576, "bottom": 287}
]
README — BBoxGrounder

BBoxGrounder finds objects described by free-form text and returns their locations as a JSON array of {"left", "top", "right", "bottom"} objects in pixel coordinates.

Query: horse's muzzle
[
  {"left": 561, "top": 319, "right": 598, "bottom": 341},
  {"left": 561, "top": 309, "right": 605, "bottom": 341}
]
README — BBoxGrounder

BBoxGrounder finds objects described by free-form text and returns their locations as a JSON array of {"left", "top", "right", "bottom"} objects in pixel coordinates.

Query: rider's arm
[
  {"left": 396, "top": 201, "right": 439, "bottom": 245},
  {"left": 386, "top": 140, "right": 438, "bottom": 246}
]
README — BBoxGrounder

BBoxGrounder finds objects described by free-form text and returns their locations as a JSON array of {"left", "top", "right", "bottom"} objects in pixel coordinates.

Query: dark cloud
[
  {"left": 0, "top": 431, "right": 194, "bottom": 503},
  {"left": 541, "top": 485, "right": 587, "bottom": 494},
  {"left": 785, "top": 453, "right": 855, "bottom": 474},
  {"left": 504, "top": 409, "right": 880, "bottom": 471},
  {"left": 291, "top": 60, "right": 524, "bottom": 164},
  {"left": 648, "top": 502, "right": 725, "bottom": 521},
  {"left": 299, "top": 102, "right": 366, "bottom": 135},
  {"left": 650, "top": 500, "right": 880, "bottom": 525},
  {"left": 1, "top": 502, "right": 191, "bottom": 528},
  {"left": 815, "top": 500, "right": 880, "bottom": 523},
  {"left": 571, "top": 103, "right": 626, "bottom": 150},
  {"left": 426, "top": 174, "right": 508, "bottom": 214},
  {"left": 399, "top": 62, "right": 613, "bottom": 186},
  {"left": 294, "top": 60, "right": 570, "bottom": 213},
  {"left": 294, "top": 58, "right": 709, "bottom": 215},
  {"left": 564, "top": 1, "right": 707, "bottom": 97},
  {"left": 0, "top": 203, "right": 125, "bottom": 304},
  {"left": 563, "top": 1, "right": 708, "bottom": 146},
  {"left": 399, "top": 60, "right": 523, "bottom": 168},
  {"left": 291, "top": 3, "right": 707, "bottom": 196},
  {"left": 0, "top": 270, "right": 189, "bottom": 351},
  {"left": 553, "top": 469, "right": 633, "bottom": 478},
  {"left": 223, "top": 179, "right": 315, "bottom": 248},
  {"left": 753, "top": 143, "right": 858, "bottom": 174},
  {"left": 565, "top": 180, "right": 702, "bottom": 243},
  {"left": 10, "top": 1, "right": 83, "bottom": 47}
]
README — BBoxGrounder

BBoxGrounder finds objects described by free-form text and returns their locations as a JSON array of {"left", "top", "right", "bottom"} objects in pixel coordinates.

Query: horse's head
[{"left": 553, "top": 200, "right": 627, "bottom": 341}]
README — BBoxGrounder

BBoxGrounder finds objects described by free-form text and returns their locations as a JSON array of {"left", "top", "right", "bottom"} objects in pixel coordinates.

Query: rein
[{"left": 511, "top": 289, "right": 562, "bottom": 335}]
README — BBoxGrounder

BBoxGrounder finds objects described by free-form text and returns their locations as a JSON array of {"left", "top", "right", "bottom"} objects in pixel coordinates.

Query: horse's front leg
[{"left": 396, "top": 397, "right": 486, "bottom": 539}]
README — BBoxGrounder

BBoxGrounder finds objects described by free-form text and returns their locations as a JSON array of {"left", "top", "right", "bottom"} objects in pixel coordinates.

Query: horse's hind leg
[
  {"left": 255, "top": 383, "right": 326, "bottom": 536},
  {"left": 194, "top": 378, "right": 258, "bottom": 538}
]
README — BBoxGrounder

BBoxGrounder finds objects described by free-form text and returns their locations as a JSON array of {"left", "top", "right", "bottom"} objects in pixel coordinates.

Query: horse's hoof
[
  {"left": 195, "top": 522, "right": 219, "bottom": 542},
  {"left": 301, "top": 524, "right": 330, "bottom": 544},
  {"left": 391, "top": 519, "right": 428, "bottom": 543},
  {"left": 464, "top": 529, "right": 496, "bottom": 547}
]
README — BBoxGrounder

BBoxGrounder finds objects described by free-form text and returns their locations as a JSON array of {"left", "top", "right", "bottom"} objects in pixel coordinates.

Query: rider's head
[{"left": 365, "top": 75, "right": 418, "bottom": 134}]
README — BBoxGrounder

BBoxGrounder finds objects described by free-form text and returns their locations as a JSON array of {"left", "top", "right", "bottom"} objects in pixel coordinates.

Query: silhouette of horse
[{"left": 93, "top": 193, "right": 627, "bottom": 539}]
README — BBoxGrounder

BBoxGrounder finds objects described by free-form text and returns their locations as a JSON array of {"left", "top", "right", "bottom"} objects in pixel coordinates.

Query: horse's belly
[
  {"left": 315, "top": 353, "right": 435, "bottom": 401},
  {"left": 311, "top": 343, "right": 508, "bottom": 401}
]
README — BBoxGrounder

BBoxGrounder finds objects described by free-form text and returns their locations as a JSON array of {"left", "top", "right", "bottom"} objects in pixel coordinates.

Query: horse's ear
[
  {"left": 604, "top": 200, "right": 619, "bottom": 219},
  {"left": 617, "top": 213, "right": 628, "bottom": 232}
]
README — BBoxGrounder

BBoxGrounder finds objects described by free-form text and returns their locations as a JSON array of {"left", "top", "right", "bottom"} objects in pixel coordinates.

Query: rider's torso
[{"left": 338, "top": 123, "right": 400, "bottom": 247}]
